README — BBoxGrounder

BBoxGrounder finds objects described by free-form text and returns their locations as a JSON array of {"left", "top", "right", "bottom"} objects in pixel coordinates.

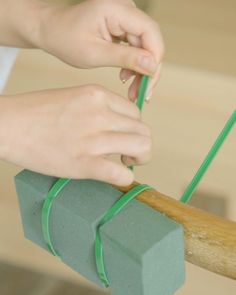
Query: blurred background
[{"left": 0, "top": 0, "right": 235, "bottom": 294}]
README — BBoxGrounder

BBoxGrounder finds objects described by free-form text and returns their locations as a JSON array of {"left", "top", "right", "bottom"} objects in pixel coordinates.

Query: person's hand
[
  {"left": 0, "top": 85, "right": 152, "bottom": 186},
  {"left": 39, "top": 0, "right": 164, "bottom": 101},
  {"left": 0, "top": 0, "right": 164, "bottom": 100}
]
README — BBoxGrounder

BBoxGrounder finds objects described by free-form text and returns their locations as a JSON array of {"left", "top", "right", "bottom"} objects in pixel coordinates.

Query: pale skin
[{"left": 0, "top": 0, "right": 164, "bottom": 186}]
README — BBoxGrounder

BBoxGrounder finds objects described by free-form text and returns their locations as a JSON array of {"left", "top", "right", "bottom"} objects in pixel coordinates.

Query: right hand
[
  {"left": 39, "top": 0, "right": 164, "bottom": 101},
  {"left": 0, "top": 85, "right": 152, "bottom": 186}
]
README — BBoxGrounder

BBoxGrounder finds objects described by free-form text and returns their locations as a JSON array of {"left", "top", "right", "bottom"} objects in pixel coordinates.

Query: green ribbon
[
  {"left": 180, "top": 110, "right": 236, "bottom": 204},
  {"left": 129, "top": 75, "right": 150, "bottom": 171},
  {"left": 136, "top": 75, "right": 150, "bottom": 111},
  {"left": 95, "top": 184, "right": 153, "bottom": 287},
  {"left": 42, "top": 178, "right": 71, "bottom": 257}
]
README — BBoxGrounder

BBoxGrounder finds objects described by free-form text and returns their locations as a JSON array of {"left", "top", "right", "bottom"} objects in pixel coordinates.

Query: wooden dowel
[{"left": 117, "top": 183, "right": 236, "bottom": 280}]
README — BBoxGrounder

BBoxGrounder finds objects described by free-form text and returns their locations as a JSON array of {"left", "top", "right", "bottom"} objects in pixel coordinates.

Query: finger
[
  {"left": 145, "top": 63, "right": 162, "bottom": 102},
  {"left": 106, "top": 91, "right": 141, "bottom": 119},
  {"left": 126, "top": 33, "right": 142, "bottom": 47},
  {"left": 120, "top": 68, "right": 135, "bottom": 83},
  {"left": 87, "top": 132, "right": 152, "bottom": 164},
  {"left": 97, "top": 40, "right": 158, "bottom": 76},
  {"left": 104, "top": 112, "right": 150, "bottom": 136},
  {"left": 121, "top": 155, "right": 142, "bottom": 167},
  {"left": 128, "top": 74, "right": 142, "bottom": 101},
  {"left": 118, "top": 7, "right": 165, "bottom": 65},
  {"left": 119, "top": 34, "right": 140, "bottom": 83},
  {"left": 85, "top": 157, "right": 134, "bottom": 186}
]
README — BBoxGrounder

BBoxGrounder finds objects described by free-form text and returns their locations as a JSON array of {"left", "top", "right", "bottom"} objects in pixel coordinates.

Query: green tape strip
[
  {"left": 95, "top": 184, "right": 153, "bottom": 287},
  {"left": 137, "top": 75, "right": 150, "bottom": 110},
  {"left": 42, "top": 177, "right": 71, "bottom": 257},
  {"left": 180, "top": 110, "right": 236, "bottom": 204},
  {"left": 129, "top": 75, "right": 150, "bottom": 171}
]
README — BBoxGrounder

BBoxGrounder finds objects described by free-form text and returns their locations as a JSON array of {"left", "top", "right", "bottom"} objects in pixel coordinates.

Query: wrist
[
  {"left": 15, "top": 0, "right": 52, "bottom": 48},
  {"left": 0, "top": 0, "right": 54, "bottom": 48},
  {"left": 37, "top": 3, "right": 67, "bottom": 53}
]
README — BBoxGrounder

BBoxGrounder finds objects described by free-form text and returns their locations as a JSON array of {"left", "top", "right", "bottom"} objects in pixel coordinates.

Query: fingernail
[
  {"left": 121, "top": 75, "right": 133, "bottom": 84},
  {"left": 139, "top": 55, "right": 158, "bottom": 74},
  {"left": 145, "top": 89, "right": 153, "bottom": 103}
]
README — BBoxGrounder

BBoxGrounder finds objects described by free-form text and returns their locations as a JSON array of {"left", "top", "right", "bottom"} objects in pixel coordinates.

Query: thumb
[{"left": 98, "top": 42, "right": 158, "bottom": 76}]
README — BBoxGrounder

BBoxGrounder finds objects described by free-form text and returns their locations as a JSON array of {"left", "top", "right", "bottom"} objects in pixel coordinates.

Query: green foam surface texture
[{"left": 15, "top": 170, "right": 185, "bottom": 295}]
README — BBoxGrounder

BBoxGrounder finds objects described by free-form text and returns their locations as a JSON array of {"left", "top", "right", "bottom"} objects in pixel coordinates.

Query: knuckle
[
  {"left": 85, "top": 84, "right": 107, "bottom": 104},
  {"left": 144, "top": 16, "right": 158, "bottom": 32},
  {"left": 140, "top": 135, "right": 152, "bottom": 153},
  {"left": 149, "top": 21, "right": 165, "bottom": 62},
  {"left": 142, "top": 123, "right": 151, "bottom": 137},
  {"left": 93, "top": 108, "right": 110, "bottom": 129},
  {"left": 152, "top": 20, "right": 161, "bottom": 32},
  {"left": 107, "top": 18, "right": 123, "bottom": 36},
  {"left": 122, "top": 52, "right": 133, "bottom": 69},
  {"left": 150, "top": 20, "right": 162, "bottom": 37}
]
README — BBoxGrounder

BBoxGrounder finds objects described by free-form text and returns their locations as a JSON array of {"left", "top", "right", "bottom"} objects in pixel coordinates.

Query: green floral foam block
[{"left": 15, "top": 170, "right": 185, "bottom": 295}]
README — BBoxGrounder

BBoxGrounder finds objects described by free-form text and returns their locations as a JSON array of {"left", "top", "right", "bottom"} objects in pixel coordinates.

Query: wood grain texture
[{"left": 117, "top": 183, "right": 236, "bottom": 280}]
